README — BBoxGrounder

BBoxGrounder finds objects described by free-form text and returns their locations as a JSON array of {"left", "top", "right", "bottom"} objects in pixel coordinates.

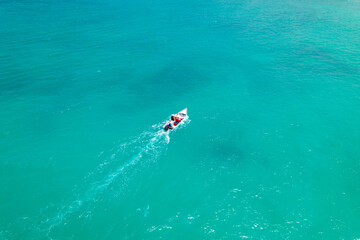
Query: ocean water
[{"left": 1, "top": 0, "right": 360, "bottom": 239}]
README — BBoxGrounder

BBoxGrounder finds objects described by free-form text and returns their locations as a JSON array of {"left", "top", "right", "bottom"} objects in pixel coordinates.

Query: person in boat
[
  {"left": 174, "top": 115, "right": 183, "bottom": 125},
  {"left": 166, "top": 121, "right": 174, "bottom": 130}
]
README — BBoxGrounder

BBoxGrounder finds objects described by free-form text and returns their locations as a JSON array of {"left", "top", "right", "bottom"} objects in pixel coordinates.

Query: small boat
[{"left": 163, "top": 108, "right": 188, "bottom": 131}]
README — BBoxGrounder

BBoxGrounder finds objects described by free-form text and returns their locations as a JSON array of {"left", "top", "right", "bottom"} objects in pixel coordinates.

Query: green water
[{"left": 1, "top": 0, "right": 360, "bottom": 239}]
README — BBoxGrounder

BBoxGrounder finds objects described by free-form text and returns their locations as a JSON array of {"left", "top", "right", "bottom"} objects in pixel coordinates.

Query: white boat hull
[{"left": 163, "top": 108, "right": 188, "bottom": 131}]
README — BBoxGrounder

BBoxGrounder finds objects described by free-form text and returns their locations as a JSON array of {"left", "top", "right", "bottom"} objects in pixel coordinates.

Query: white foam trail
[
  {"left": 90, "top": 129, "right": 168, "bottom": 194},
  {"left": 2, "top": 118, "right": 190, "bottom": 239},
  {"left": 44, "top": 128, "right": 171, "bottom": 238}
]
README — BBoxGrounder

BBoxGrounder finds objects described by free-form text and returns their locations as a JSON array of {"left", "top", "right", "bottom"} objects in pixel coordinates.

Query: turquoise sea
[{"left": 1, "top": 0, "right": 360, "bottom": 239}]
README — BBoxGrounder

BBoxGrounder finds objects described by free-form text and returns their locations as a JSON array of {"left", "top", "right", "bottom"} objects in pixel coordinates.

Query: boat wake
[
  {"left": 1, "top": 120, "right": 190, "bottom": 240},
  {"left": 43, "top": 124, "right": 171, "bottom": 238},
  {"left": 44, "top": 127, "right": 170, "bottom": 236}
]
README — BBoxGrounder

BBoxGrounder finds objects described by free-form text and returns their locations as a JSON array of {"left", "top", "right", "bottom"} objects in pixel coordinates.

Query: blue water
[{"left": 1, "top": 0, "right": 360, "bottom": 239}]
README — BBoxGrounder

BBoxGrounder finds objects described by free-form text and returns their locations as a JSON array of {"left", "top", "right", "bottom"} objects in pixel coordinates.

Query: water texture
[{"left": 1, "top": 0, "right": 360, "bottom": 239}]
